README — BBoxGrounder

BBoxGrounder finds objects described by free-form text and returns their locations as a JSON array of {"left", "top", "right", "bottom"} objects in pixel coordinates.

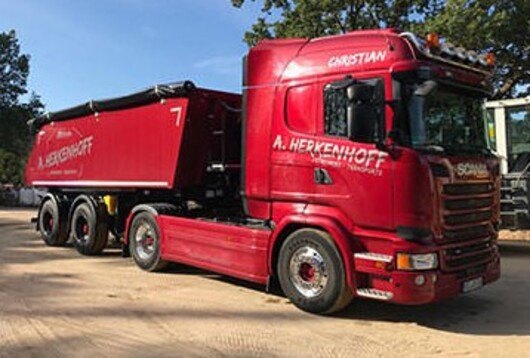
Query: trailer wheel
[
  {"left": 128, "top": 211, "right": 168, "bottom": 272},
  {"left": 71, "top": 202, "right": 108, "bottom": 255},
  {"left": 277, "top": 228, "right": 353, "bottom": 314},
  {"left": 38, "top": 199, "right": 68, "bottom": 246}
]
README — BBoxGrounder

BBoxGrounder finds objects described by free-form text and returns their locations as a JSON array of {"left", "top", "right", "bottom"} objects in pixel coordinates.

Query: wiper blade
[
  {"left": 444, "top": 145, "right": 493, "bottom": 156},
  {"left": 415, "top": 144, "right": 445, "bottom": 154}
]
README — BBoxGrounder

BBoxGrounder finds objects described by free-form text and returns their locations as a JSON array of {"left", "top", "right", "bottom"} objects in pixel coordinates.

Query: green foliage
[
  {"left": 0, "top": 30, "right": 43, "bottom": 185},
  {"left": 232, "top": 0, "right": 443, "bottom": 46},
  {"left": 0, "top": 30, "right": 30, "bottom": 107},
  {"left": 0, "top": 149, "right": 23, "bottom": 184},
  {"left": 421, "top": 0, "right": 529, "bottom": 99},
  {"left": 232, "top": 0, "right": 529, "bottom": 98}
]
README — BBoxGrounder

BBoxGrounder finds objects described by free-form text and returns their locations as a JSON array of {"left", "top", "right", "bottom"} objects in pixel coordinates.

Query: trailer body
[
  {"left": 26, "top": 85, "right": 241, "bottom": 192},
  {"left": 26, "top": 29, "right": 501, "bottom": 313}
]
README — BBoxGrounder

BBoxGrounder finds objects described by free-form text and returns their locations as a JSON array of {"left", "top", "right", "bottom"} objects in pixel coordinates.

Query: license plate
[{"left": 462, "top": 277, "right": 483, "bottom": 293}]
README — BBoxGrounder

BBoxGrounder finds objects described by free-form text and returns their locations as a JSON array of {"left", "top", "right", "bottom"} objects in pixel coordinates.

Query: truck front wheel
[
  {"left": 71, "top": 202, "right": 108, "bottom": 255},
  {"left": 128, "top": 212, "right": 168, "bottom": 272},
  {"left": 277, "top": 228, "right": 353, "bottom": 314},
  {"left": 38, "top": 198, "right": 68, "bottom": 246}
]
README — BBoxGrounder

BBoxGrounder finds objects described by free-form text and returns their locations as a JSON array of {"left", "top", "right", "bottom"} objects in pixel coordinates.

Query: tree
[
  {"left": 422, "top": 0, "right": 529, "bottom": 99},
  {"left": 0, "top": 149, "right": 23, "bottom": 184},
  {"left": 232, "top": 0, "right": 529, "bottom": 99},
  {"left": 0, "top": 30, "right": 43, "bottom": 185},
  {"left": 232, "top": 1, "right": 443, "bottom": 45}
]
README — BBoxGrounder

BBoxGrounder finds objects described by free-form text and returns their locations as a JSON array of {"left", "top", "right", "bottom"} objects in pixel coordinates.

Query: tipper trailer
[{"left": 26, "top": 29, "right": 500, "bottom": 314}]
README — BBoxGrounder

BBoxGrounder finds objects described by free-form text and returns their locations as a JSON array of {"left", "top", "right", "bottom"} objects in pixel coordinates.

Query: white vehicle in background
[
  {"left": 486, "top": 96, "right": 530, "bottom": 229},
  {"left": 18, "top": 187, "right": 46, "bottom": 206}
]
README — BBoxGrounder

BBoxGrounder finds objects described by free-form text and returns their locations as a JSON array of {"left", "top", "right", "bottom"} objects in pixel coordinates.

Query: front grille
[
  {"left": 455, "top": 264, "right": 488, "bottom": 279},
  {"left": 440, "top": 181, "right": 495, "bottom": 245},
  {"left": 443, "top": 183, "right": 494, "bottom": 196},
  {"left": 445, "top": 240, "right": 491, "bottom": 256},
  {"left": 442, "top": 239, "right": 495, "bottom": 272},
  {"left": 444, "top": 210, "right": 492, "bottom": 225},
  {"left": 444, "top": 197, "right": 493, "bottom": 211},
  {"left": 438, "top": 181, "right": 497, "bottom": 273},
  {"left": 442, "top": 182, "right": 495, "bottom": 230},
  {"left": 446, "top": 252, "right": 491, "bottom": 269},
  {"left": 444, "top": 224, "right": 490, "bottom": 242}
]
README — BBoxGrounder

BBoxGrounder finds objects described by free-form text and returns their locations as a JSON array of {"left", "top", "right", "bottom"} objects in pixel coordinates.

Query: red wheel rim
[{"left": 299, "top": 262, "right": 316, "bottom": 282}]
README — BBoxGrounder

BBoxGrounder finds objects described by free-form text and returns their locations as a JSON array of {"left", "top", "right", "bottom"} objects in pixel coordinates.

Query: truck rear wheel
[
  {"left": 38, "top": 198, "right": 68, "bottom": 246},
  {"left": 71, "top": 202, "right": 108, "bottom": 255},
  {"left": 128, "top": 211, "right": 168, "bottom": 272},
  {"left": 277, "top": 228, "right": 353, "bottom": 314}
]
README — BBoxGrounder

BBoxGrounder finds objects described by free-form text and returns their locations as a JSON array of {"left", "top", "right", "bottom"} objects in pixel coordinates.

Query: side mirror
[
  {"left": 328, "top": 76, "right": 356, "bottom": 90},
  {"left": 413, "top": 80, "right": 437, "bottom": 97},
  {"left": 347, "top": 83, "right": 387, "bottom": 147}
]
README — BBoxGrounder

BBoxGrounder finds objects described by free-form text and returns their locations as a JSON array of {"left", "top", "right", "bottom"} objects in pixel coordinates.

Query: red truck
[{"left": 26, "top": 29, "right": 500, "bottom": 314}]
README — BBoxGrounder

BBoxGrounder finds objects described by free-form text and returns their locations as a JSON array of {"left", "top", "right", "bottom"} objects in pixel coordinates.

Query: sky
[{"left": 0, "top": 0, "right": 263, "bottom": 111}]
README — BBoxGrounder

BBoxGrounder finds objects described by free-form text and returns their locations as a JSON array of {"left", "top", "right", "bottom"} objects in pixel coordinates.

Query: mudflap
[{"left": 121, "top": 243, "right": 130, "bottom": 258}]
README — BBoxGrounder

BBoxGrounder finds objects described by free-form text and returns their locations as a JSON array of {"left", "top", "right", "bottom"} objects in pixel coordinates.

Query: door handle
[{"left": 314, "top": 168, "right": 333, "bottom": 185}]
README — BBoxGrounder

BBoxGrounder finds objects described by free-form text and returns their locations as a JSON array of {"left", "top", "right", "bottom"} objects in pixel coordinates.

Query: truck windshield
[{"left": 399, "top": 81, "right": 490, "bottom": 155}]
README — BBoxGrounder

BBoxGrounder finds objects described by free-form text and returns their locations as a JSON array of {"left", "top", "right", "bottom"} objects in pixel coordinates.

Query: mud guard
[{"left": 270, "top": 212, "right": 359, "bottom": 292}]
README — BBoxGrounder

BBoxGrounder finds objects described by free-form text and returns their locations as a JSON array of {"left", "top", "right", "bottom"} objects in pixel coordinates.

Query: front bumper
[{"left": 387, "top": 253, "right": 500, "bottom": 305}]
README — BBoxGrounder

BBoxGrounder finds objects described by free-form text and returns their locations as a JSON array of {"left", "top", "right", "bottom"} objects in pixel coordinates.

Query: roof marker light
[
  {"left": 426, "top": 33, "right": 440, "bottom": 49},
  {"left": 486, "top": 52, "right": 495, "bottom": 66},
  {"left": 398, "top": 32, "right": 491, "bottom": 74}
]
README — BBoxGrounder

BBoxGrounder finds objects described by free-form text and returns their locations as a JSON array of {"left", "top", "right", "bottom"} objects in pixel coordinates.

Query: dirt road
[{"left": 1, "top": 209, "right": 529, "bottom": 357}]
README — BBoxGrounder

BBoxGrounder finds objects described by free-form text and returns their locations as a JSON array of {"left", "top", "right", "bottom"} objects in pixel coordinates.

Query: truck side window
[
  {"left": 286, "top": 85, "right": 317, "bottom": 134},
  {"left": 323, "top": 86, "right": 349, "bottom": 137},
  {"left": 323, "top": 78, "right": 383, "bottom": 143}
]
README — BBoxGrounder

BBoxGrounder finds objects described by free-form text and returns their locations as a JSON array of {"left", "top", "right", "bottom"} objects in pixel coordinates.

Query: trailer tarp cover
[{"left": 31, "top": 81, "right": 196, "bottom": 129}]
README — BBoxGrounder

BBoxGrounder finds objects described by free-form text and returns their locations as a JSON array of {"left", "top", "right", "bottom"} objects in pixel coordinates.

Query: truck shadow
[
  {"left": 338, "top": 249, "right": 530, "bottom": 335},
  {"left": 193, "top": 251, "right": 530, "bottom": 336},
  {"left": 337, "top": 293, "right": 527, "bottom": 335},
  {"left": 498, "top": 242, "right": 530, "bottom": 255},
  {"left": 2, "top": 213, "right": 529, "bottom": 337}
]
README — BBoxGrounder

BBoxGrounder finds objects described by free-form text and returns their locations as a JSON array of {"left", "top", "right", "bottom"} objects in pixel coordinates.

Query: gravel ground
[
  {"left": 499, "top": 229, "right": 530, "bottom": 241},
  {"left": 1, "top": 208, "right": 529, "bottom": 357}
]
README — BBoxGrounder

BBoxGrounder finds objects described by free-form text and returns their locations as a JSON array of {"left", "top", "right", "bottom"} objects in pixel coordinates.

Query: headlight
[{"left": 396, "top": 253, "right": 438, "bottom": 271}]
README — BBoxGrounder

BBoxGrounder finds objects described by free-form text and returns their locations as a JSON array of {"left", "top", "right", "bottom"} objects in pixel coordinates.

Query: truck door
[
  {"left": 311, "top": 76, "right": 393, "bottom": 230},
  {"left": 270, "top": 83, "right": 320, "bottom": 203}
]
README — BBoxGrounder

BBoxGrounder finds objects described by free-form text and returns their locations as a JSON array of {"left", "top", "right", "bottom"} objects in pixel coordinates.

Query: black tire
[
  {"left": 70, "top": 202, "right": 108, "bottom": 255},
  {"left": 277, "top": 228, "right": 353, "bottom": 314},
  {"left": 38, "top": 199, "right": 68, "bottom": 246},
  {"left": 128, "top": 211, "right": 168, "bottom": 272}
]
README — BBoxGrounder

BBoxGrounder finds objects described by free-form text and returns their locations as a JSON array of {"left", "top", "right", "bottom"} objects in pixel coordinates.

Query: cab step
[{"left": 356, "top": 288, "right": 393, "bottom": 301}]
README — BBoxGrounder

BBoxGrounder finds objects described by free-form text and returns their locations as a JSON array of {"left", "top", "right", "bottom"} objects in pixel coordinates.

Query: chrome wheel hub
[
  {"left": 135, "top": 221, "right": 156, "bottom": 260},
  {"left": 289, "top": 246, "right": 328, "bottom": 298}
]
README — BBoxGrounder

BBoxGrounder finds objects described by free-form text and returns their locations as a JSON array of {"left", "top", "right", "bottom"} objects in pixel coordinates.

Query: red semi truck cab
[{"left": 26, "top": 29, "right": 500, "bottom": 314}]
